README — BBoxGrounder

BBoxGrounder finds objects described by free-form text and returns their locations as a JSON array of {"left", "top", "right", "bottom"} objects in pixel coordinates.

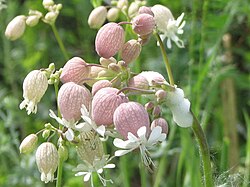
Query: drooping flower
[
  {"left": 19, "top": 70, "right": 48, "bottom": 115},
  {"left": 121, "top": 39, "right": 142, "bottom": 64},
  {"left": 73, "top": 155, "right": 115, "bottom": 187},
  {"left": 113, "top": 126, "right": 166, "bottom": 167},
  {"left": 151, "top": 4, "right": 186, "bottom": 48},
  {"left": 57, "top": 82, "right": 91, "bottom": 121},
  {"left": 151, "top": 118, "right": 168, "bottom": 134},
  {"left": 92, "top": 87, "right": 128, "bottom": 126},
  {"left": 36, "top": 142, "right": 58, "bottom": 183},
  {"left": 132, "top": 13, "right": 155, "bottom": 36}
]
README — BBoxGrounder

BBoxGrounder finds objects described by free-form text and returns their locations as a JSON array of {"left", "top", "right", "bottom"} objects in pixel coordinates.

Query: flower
[
  {"left": 5, "top": 15, "right": 26, "bottom": 40},
  {"left": 113, "top": 126, "right": 166, "bottom": 167},
  {"left": 151, "top": 4, "right": 186, "bottom": 48},
  {"left": 73, "top": 155, "right": 115, "bottom": 187},
  {"left": 36, "top": 142, "right": 58, "bottom": 183},
  {"left": 19, "top": 134, "right": 38, "bottom": 154},
  {"left": 19, "top": 70, "right": 48, "bottom": 115}
]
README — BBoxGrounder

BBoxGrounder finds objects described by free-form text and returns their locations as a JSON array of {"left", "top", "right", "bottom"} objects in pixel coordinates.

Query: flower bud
[
  {"left": 153, "top": 105, "right": 161, "bottom": 118},
  {"left": 44, "top": 12, "right": 58, "bottom": 24},
  {"left": 95, "top": 22, "right": 125, "bottom": 58},
  {"left": 43, "top": 0, "right": 54, "bottom": 8},
  {"left": 151, "top": 118, "right": 168, "bottom": 134},
  {"left": 85, "top": 66, "right": 105, "bottom": 86},
  {"left": 76, "top": 131, "right": 104, "bottom": 164},
  {"left": 20, "top": 70, "right": 48, "bottom": 115},
  {"left": 58, "top": 145, "right": 68, "bottom": 162},
  {"left": 92, "top": 87, "right": 128, "bottom": 126},
  {"left": 121, "top": 39, "right": 141, "bottom": 64},
  {"left": 155, "top": 89, "right": 167, "bottom": 102},
  {"left": 145, "top": 101, "right": 154, "bottom": 111},
  {"left": 132, "top": 13, "right": 155, "bottom": 36},
  {"left": 36, "top": 142, "right": 58, "bottom": 183},
  {"left": 108, "top": 63, "right": 121, "bottom": 72},
  {"left": 58, "top": 82, "right": 91, "bottom": 121},
  {"left": 19, "top": 134, "right": 38, "bottom": 154},
  {"left": 60, "top": 57, "right": 90, "bottom": 85},
  {"left": 88, "top": 6, "right": 107, "bottom": 29},
  {"left": 138, "top": 71, "right": 166, "bottom": 86},
  {"left": 42, "top": 130, "right": 51, "bottom": 139},
  {"left": 117, "top": 0, "right": 128, "bottom": 10},
  {"left": 100, "top": 57, "right": 117, "bottom": 67},
  {"left": 5, "top": 15, "right": 26, "bottom": 41},
  {"left": 138, "top": 33, "right": 152, "bottom": 46},
  {"left": 128, "top": 74, "right": 149, "bottom": 90},
  {"left": 128, "top": 2, "right": 139, "bottom": 18},
  {"left": 114, "top": 102, "right": 150, "bottom": 139},
  {"left": 139, "top": 6, "right": 154, "bottom": 16},
  {"left": 107, "top": 7, "right": 120, "bottom": 22},
  {"left": 98, "top": 69, "right": 113, "bottom": 77},
  {"left": 26, "top": 16, "right": 39, "bottom": 27},
  {"left": 92, "top": 80, "right": 112, "bottom": 96}
]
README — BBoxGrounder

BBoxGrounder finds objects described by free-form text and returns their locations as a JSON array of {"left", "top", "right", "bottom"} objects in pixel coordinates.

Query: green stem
[
  {"left": 56, "top": 157, "right": 64, "bottom": 187},
  {"left": 51, "top": 23, "right": 69, "bottom": 61},
  {"left": 154, "top": 33, "right": 175, "bottom": 86},
  {"left": 191, "top": 110, "right": 213, "bottom": 187}
]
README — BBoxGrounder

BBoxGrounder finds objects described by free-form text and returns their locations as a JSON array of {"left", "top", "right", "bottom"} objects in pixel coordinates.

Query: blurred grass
[{"left": 0, "top": 0, "right": 249, "bottom": 187}]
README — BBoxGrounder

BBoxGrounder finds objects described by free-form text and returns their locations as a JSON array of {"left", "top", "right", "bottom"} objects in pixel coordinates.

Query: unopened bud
[
  {"left": 128, "top": 74, "right": 149, "bottom": 90},
  {"left": 88, "top": 6, "right": 107, "bottom": 29},
  {"left": 145, "top": 101, "right": 154, "bottom": 111},
  {"left": 107, "top": 7, "right": 120, "bottom": 22},
  {"left": 42, "top": 129, "right": 51, "bottom": 139},
  {"left": 98, "top": 69, "right": 112, "bottom": 77},
  {"left": 5, "top": 15, "right": 26, "bottom": 41},
  {"left": 153, "top": 105, "right": 161, "bottom": 118},
  {"left": 36, "top": 142, "right": 58, "bottom": 183},
  {"left": 155, "top": 89, "right": 167, "bottom": 102},
  {"left": 139, "top": 6, "right": 154, "bottom": 16},
  {"left": 121, "top": 39, "right": 141, "bottom": 64},
  {"left": 128, "top": 2, "right": 139, "bottom": 18},
  {"left": 95, "top": 22, "right": 125, "bottom": 58},
  {"left": 58, "top": 145, "right": 68, "bottom": 162},
  {"left": 19, "top": 134, "right": 38, "bottom": 154},
  {"left": 151, "top": 118, "right": 168, "bottom": 134},
  {"left": 100, "top": 57, "right": 117, "bottom": 67},
  {"left": 26, "top": 15, "right": 40, "bottom": 27},
  {"left": 43, "top": 0, "right": 54, "bottom": 8},
  {"left": 117, "top": 0, "right": 128, "bottom": 10},
  {"left": 132, "top": 13, "right": 155, "bottom": 36},
  {"left": 44, "top": 12, "right": 58, "bottom": 24},
  {"left": 108, "top": 63, "right": 121, "bottom": 72}
]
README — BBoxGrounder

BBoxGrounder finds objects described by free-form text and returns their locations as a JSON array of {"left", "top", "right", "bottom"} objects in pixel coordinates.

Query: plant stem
[
  {"left": 191, "top": 110, "right": 213, "bottom": 187},
  {"left": 154, "top": 33, "right": 175, "bottom": 86},
  {"left": 51, "top": 23, "right": 69, "bottom": 61},
  {"left": 56, "top": 156, "right": 64, "bottom": 187}
]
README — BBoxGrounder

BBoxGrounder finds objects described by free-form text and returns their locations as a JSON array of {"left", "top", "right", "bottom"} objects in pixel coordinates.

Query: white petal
[
  {"left": 83, "top": 172, "right": 91, "bottom": 182},
  {"left": 65, "top": 128, "right": 74, "bottom": 141},
  {"left": 176, "top": 13, "right": 184, "bottom": 26},
  {"left": 96, "top": 125, "right": 106, "bottom": 137},
  {"left": 113, "top": 138, "right": 129, "bottom": 148},
  {"left": 82, "top": 115, "right": 92, "bottom": 125},
  {"left": 75, "top": 122, "right": 92, "bottom": 132},
  {"left": 127, "top": 132, "right": 139, "bottom": 142},
  {"left": 49, "top": 110, "right": 63, "bottom": 124},
  {"left": 97, "top": 168, "right": 103, "bottom": 174},
  {"left": 177, "top": 29, "right": 184, "bottom": 34},
  {"left": 147, "top": 126, "right": 162, "bottom": 144},
  {"left": 167, "top": 38, "right": 172, "bottom": 48},
  {"left": 81, "top": 104, "right": 89, "bottom": 116},
  {"left": 137, "top": 126, "right": 147, "bottom": 138},
  {"left": 179, "top": 20, "right": 186, "bottom": 29},
  {"left": 115, "top": 149, "right": 133, "bottom": 157},
  {"left": 75, "top": 171, "right": 88, "bottom": 176},
  {"left": 104, "top": 164, "right": 115, "bottom": 169}
]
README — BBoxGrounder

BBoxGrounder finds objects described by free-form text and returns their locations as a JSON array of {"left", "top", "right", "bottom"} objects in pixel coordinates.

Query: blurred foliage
[{"left": 0, "top": 0, "right": 249, "bottom": 187}]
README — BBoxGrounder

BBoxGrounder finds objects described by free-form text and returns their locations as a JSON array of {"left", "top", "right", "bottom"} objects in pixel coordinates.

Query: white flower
[
  {"left": 5, "top": 15, "right": 26, "bottom": 41},
  {"left": 49, "top": 110, "right": 82, "bottom": 141},
  {"left": 113, "top": 126, "right": 166, "bottom": 167},
  {"left": 73, "top": 155, "right": 115, "bottom": 187},
  {"left": 151, "top": 4, "right": 186, "bottom": 48},
  {"left": 19, "top": 70, "right": 48, "bottom": 115}
]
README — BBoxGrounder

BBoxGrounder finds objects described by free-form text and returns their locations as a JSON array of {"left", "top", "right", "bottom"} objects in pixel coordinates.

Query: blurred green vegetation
[{"left": 0, "top": 0, "right": 249, "bottom": 187}]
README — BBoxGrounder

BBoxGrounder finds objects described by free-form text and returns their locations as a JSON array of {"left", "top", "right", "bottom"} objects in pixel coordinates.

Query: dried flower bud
[
  {"left": 76, "top": 131, "right": 104, "bottom": 164},
  {"left": 151, "top": 118, "right": 168, "bottom": 134},
  {"left": 132, "top": 13, "right": 155, "bottom": 36},
  {"left": 128, "top": 2, "right": 139, "bottom": 18},
  {"left": 60, "top": 57, "right": 90, "bottom": 85},
  {"left": 121, "top": 39, "right": 142, "bottom": 64},
  {"left": 36, "top": 142, "right": 58, "bottom": 183},
  {"left": 114, "top": 101, "right": 150, "bottom": 139},
  {"left": 5, "top": 15, "right": 26, "bottom": 41},
  {"left": 95, "top": 22, "right": 125, "bottom": 58},
  {"left": 145, "top": 101, "right": 154, "bottom": 111},
  {"left": 92, "top": 80, "right": 112, "bottom": 96},
  {"left": 139, "top": 6, "right": 154, "bottom": 16},
  {"left": 100, "top": 57, "right": 117, "bottom": 66},
  {"left": 20, "top": 70, "right": 48, "bottom": 115},
  {"left": 88, "top": 6, "right": 107, "bottom": 29},
  {"left": 107, "top": 7, "right": 120, "bottom": 22},
  {"left": 58, "top": 82, "right": 91, "bottom": 121},
  {"left": 139, "top": 71, "right": 166, "bottom": 86},
  {"left": 155, "top": 89, "right": 167, "bottom": 102},
  {"left": 92, "top": 87, "right": 128, "bottom": 126},
  {"left": 153, "top": 105, "right": 161, "bottom": 118},
  {"left": 128, "top": 74, "right": 149, "bottom": 90},
  {"left": 19, "top": 134, "right": 38, "bottom": 154},
  {"left": 108, "top": 63, "right": 121, "bottom": 72}
]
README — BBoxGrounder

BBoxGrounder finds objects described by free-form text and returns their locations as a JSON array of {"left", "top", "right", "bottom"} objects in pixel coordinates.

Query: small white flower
[
  {"left": 49, "top": 110, "right": 82, "bottom": 141},
  {"left": 73, "top": 155, "right": 115, "bottom": 187},
  {"left": 151, "top": 4, "right": 186, "bottom": 48},
  {"left": 113, "top": 126, "right": 166, "bottom": 167},
  {"left": 80, "top": 105, "right": 106, "bottom": 137}
]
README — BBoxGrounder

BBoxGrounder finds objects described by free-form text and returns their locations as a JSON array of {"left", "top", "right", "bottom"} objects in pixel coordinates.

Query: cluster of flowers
[{"left": 14, "top": 0, "right": 192, "bottom": 186}]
